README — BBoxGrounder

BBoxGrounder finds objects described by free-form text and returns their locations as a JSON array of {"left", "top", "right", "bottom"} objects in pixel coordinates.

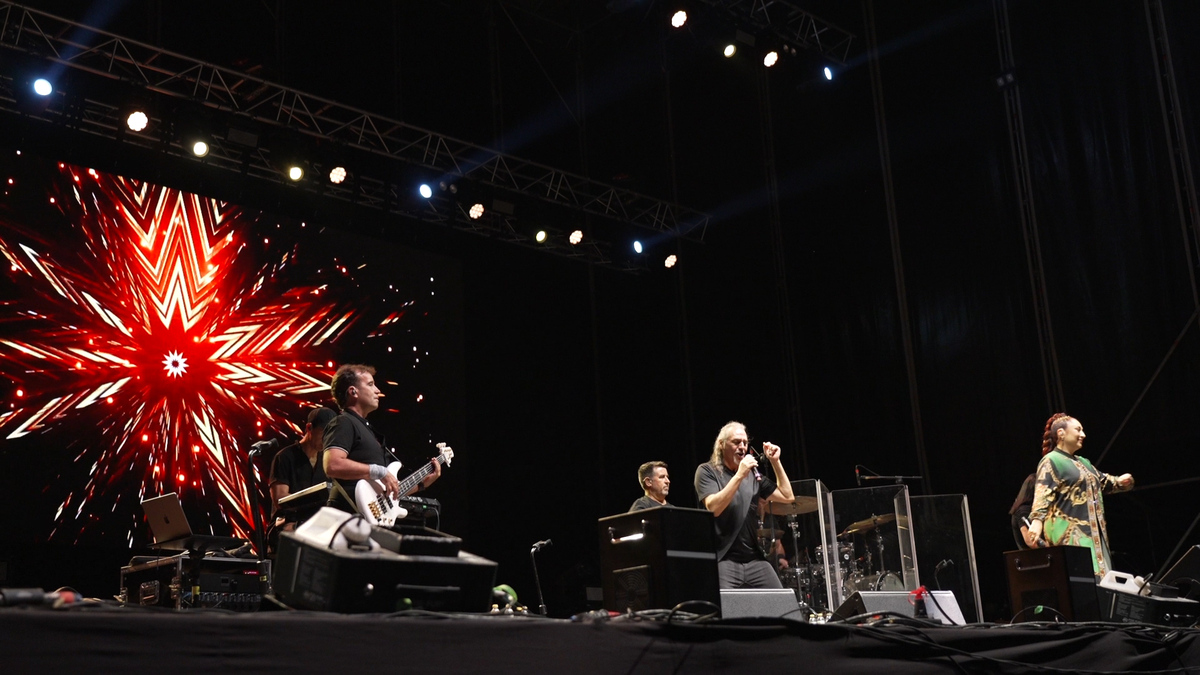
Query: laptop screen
[{"left": 141, "top": 493, "right": 192, "bottom": 544}]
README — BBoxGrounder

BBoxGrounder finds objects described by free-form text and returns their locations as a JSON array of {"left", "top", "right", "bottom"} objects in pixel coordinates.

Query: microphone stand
[
  {"left": 531, "top": 540, "right": 551, "bottom": 616},
  {"left": 859, "top": 474, "right": 923, "bottom": 485},
  {"left": 244, "top": 448, "right": 269, "bottom": 559}
]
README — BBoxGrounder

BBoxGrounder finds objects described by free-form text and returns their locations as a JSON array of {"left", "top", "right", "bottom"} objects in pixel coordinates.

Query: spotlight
[
  {"left": 723, "top": 44, "right": 737, "bottom": 58},
  {"left": 287, "top": 165, "right": 304, "bottom": 181},
  {"left": 764, "top": 51, "right": 779, "bottom": 67},
  {"left": 569, "top": 230, "right": 583, "bottom": 245},
  {"left": 468, "top": 203, "right": 485, "bottom": 219},
  {"left": 32, "top": 78, "right": 52, "bottom": 96},
  {"left": 535, "top": 230, "right": 547, "bottom": 243},
  {"left": 671, "top": 10, "right": 687, "bottom": 28},
  {"left": 191, "top": 140, "right": 209, "bottom": 157},
  {"left": 125, "top": 110, "right": 149, "bottom": 132},
  {"left": 329, "top": 166, "right": 347, "bottom": 184},
  {"left": 419, "top": 183, "right": 433, "bottom": 199},
  {"left": 824, "top": 66, "right": 834, "bottom": 81},
  {"left": 664, "top": 254, "right": 678, "bottom": 268},
  {"left": 633, "top": 240, "right": 643, "bottom": 254}
]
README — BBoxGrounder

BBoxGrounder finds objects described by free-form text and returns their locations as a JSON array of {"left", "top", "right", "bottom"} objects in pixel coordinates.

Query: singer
[
  {"left": 1023, "top": 413, "right": 1134, "bottom": 577},
  {"left": 323, "top": 364, "right": 442, "bottom": 512},
  {"left": 694, "top": 421, "right": 794, "bottom": 589}
]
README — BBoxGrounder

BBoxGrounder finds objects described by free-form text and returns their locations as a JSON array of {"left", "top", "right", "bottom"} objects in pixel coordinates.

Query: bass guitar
[{"left": 355, "top": 443, "right": 453, "bottom": 527}]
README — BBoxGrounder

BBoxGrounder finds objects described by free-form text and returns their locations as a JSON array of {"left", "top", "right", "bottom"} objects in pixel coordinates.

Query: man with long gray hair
[{"left": 694, "top": 421, "right": 794, "bottom": 589}]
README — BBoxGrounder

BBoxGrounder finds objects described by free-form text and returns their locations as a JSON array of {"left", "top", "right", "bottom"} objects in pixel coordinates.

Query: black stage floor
[{"left": 1, "top": 604, "right": 1197, "bottom": 674}]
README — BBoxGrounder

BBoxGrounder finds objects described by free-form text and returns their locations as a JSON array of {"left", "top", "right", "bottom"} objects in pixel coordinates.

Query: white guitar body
[{"left": 354, "top": 445, "right": 454, "bottom": 527}]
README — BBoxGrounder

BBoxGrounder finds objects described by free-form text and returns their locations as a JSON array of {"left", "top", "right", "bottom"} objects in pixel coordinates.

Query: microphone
[
  {"left": 748, "top": 446, "right": 762, "bottom": 482},
  {"left": 934, "top": 559, "right": 954, "bottom": 574},
  {"left": 248, "top": 438, "right": 281, "bottom": 456},
  {"left": 532, "top": 539, "right": 552, "bottom": 551}
]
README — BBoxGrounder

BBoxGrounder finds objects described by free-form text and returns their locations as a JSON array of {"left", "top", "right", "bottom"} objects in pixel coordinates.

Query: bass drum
[{"left": 846, "top": 571, "right": 904, "bottom": 595}]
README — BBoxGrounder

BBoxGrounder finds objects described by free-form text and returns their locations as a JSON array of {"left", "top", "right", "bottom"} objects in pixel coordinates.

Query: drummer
[{"left": 694, "top": 421, "right": 795, "bottom": 589}]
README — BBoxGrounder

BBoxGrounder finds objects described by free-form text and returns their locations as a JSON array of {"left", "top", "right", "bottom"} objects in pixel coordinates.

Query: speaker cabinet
[
  {"left": 1004, "top": 546, "right": 1100, "bottom": 622},
  {"left": 833, "top": 590, "right": 965, "bottom": 624},
  {"left": 599, "top": 507, "right": 720, "bottom": 613},
  {"left": 720, "top": 589, "right": 802, "bottom": 619}
]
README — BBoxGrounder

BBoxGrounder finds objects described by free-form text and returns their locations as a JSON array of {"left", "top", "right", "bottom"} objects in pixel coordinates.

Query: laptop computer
[{"left": 141, "top": 493, "right": 244, "bottom": 552}]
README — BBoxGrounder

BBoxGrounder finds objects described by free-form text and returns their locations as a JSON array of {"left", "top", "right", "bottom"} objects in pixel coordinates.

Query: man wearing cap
[{"left": 268, "top": 406, "right": 337, "bottom": 533}]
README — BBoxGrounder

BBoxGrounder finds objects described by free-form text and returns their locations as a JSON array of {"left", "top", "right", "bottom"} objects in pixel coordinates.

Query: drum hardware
[{"left": 766, "top": 496, "right": 820, "bottom": 516}]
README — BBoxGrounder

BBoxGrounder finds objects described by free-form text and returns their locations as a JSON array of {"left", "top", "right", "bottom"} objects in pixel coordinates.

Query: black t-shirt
[
  {"left": 694, "top": 462, "right": 776, "bottom": 561},
  {"left": 629, "top": 496, "right": 672, "bottom": 512},
  {"left": 268, "top": 443, "right": 327, "bottom": 519},
  {"left": 323, "top": 409, "right": 390, "bottom": 511}
]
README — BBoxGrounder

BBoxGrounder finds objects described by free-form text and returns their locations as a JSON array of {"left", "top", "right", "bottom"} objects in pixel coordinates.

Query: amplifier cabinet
[
  {"left": 273, "top": 532, "right": 497, "bottom": 613},
  {"left": 1004, "top": 546, "right": 1100, "bottom": 622},
  {"left": 1099, "top": 588, "right": 1200, "bottom": 627},
  {"left": 119, "top": 553, "right": 271, "bottom": 611}
]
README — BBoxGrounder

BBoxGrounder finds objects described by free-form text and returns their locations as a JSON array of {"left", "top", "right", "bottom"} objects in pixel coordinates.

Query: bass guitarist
[{"left": 323, "top": 363, "right": 443, "bottom": 514}]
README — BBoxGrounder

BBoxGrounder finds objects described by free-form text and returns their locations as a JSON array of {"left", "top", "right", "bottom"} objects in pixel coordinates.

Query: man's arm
[
  {"left": 324, "top": 447, "right": 400, "bottom": 498},
  {"left": 763, "top": 443, "right": 794, "bottom": 501},
  {"left": 702, "top": 456, "right": 757, "bottom": 517}
]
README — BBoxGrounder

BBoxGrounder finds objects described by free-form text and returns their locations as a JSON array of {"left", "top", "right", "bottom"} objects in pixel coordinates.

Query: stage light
[
  {"left": 723, "top": 44, "right": 737, "bottom": 58},
  {"left": 191, "top": 140, "right": 209, "bottom": 157},
  {"left": 824, "top": 66, "right": 834, "bottom": 81},
  {"left": 764, "top": 51, "right": 779, "bottom": 67},
  {"left": 419, "top": 183, "right": 433, "bottom": 199},
  {"left": 569, "top": 230, "right": 583, "bottom": 245},
  {"left": 287, "top": 165, "right": 304, "bottom": 181},
  {"left": 469, "top": 203, "right": 485, "bottom": 219},
  {"left": 125, "top": 110, "right": 149, "bottom": 132},
  {"left": 671, "top": 10, "right": 687, "bottom": 28},
  {"left": 664, "top": 254, "right": 677, "bottom": 268},
  {"left": 535, "top": 230, "right": 547, "bottom": 243},
  {"left": 329, "top": 166, "right": 347, "bottom": 184},
  {"left": 633, "top": 240, "right": 643, "bottom": 254},
  {"left": 32, "top": 78, "right": 52, "bottom": 96}
]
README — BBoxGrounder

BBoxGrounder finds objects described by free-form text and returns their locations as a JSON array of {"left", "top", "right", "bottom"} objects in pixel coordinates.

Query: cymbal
[
  {"left": 840, "top": 513, "right": 896, "bottom": 537},
  {"left": 756, "top": 528, "right": 784, "bottom": 539},
  {"left": 766, "top": 496, "right": 819, "bottom": 516}
]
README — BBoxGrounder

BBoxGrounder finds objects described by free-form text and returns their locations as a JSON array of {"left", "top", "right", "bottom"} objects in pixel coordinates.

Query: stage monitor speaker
[
  {"left": 1161, "top": 545, "right": 1200, "bottom": 600},
  {"left": 598, "top": 507, "right": 720, "bottom": 613},
  {"left": 833, "top": 590, "right": 965, "bottom": 625},
  {"left": 273, "top": 532, "right": 497, "bottom": 613},
  {"left": 720, "top": 589, "right": 802, "bottom": 619},
  {"left": 1004, "top": 546, "right": 1100, "bottom": 622}
]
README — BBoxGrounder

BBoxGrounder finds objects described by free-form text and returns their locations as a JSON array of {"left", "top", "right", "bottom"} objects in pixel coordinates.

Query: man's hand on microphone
[{"left": 736, "top": 453, "right": 759, "bottom": 479}]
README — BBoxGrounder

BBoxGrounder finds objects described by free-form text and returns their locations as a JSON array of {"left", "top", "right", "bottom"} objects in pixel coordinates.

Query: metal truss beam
[
  {"left": 0, "top": 2, "right": 707, "bottom": 268},
  {"left": 694, "top": 0, "right": 855, "bottom": 65}
]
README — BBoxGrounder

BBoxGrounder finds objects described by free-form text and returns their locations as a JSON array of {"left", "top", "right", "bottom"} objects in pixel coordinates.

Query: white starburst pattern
[{"left": 163, "top": 351, "right": 188, "bottom": 377}]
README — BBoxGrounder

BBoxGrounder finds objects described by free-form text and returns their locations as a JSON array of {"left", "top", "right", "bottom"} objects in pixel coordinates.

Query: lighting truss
[
  {"left": 0, "top": 2, "right": 707, "bottom": 269},
  {"left": 694, "top": 0, "right": 855, "bottom": 65}
]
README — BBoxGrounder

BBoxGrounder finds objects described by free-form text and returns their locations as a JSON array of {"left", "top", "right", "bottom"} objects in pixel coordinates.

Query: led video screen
[{"left": 0, "top": 148, "right": 464, "bottom": 549}]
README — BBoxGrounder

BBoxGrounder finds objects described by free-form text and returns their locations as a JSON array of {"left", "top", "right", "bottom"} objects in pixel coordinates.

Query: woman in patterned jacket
[{"left": 1023, "top": 414, "right": 1134, "bottom": 577}]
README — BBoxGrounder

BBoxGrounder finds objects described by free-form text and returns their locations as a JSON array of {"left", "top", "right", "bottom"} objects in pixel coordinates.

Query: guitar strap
[{"left": 332, "top": 479, "right": 363, "bottom": 517}]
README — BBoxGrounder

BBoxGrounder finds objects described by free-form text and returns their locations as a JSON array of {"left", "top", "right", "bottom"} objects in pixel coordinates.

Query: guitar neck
[{"left": 396, "top": 453, "right": 445, "bottom": 495}]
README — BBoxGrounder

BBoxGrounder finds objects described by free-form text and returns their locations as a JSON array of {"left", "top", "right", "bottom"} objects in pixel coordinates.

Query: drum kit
[{"left": 759, "top": 497, "right": 905, "bottom": 610}]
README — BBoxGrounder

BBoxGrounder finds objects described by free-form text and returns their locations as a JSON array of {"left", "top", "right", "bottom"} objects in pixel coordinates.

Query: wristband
[{"left": 369, "top": 464, "right": 387, "bottom": 481}]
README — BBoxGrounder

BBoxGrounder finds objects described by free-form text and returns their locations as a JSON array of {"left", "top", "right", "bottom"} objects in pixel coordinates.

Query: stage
[{"left": 1, "top": 604, "right": 1197, "bottom": 674}]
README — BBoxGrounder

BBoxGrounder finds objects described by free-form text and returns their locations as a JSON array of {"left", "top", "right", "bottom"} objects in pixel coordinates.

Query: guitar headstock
[{"left": 437, "top": 443, "right": 454, "bottom": 466}]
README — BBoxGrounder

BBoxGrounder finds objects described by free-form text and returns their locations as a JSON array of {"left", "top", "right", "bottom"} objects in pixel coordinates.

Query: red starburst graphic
[{"left": 0, "top": 163, "right": 378, "bottom": 546}]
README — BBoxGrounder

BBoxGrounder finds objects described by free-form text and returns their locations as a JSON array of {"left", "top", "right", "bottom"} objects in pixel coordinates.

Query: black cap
[{"left": 306, "top": 406, "right": 337, "bottom": 430}]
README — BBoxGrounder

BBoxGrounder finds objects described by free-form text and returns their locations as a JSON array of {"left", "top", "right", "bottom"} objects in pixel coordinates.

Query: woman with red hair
[{"left": 1023, "top": 414, "right": 1134, "bottom": 577}]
